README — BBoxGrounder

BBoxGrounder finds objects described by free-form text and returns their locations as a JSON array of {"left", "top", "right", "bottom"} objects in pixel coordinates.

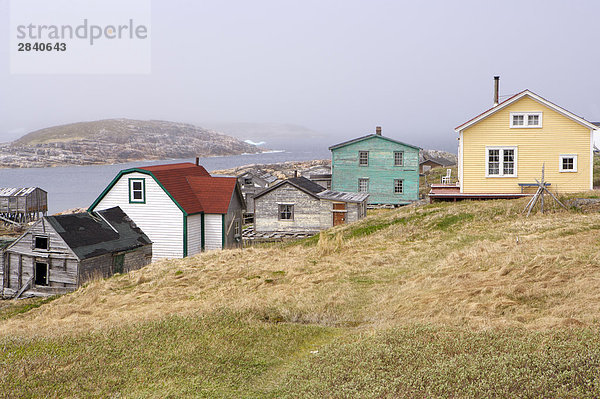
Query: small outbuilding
[
  {"left": 253, "top": 177, "right": 369, "bottom": 234},
  {"left": 0, "top": 187, "right": 47, "bottom": 224},
  {"left": 419, "top": 154, "right": 456, "bottom": 174},
  {"left": 1, "top": 207, "right": 152, "bottom": 298}
]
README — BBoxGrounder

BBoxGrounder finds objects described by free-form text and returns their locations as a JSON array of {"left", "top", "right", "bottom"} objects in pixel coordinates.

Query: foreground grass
[
  {"left": 2, "top": 313, "right": 599, "bottom": 398},
  {"left": 0, "top": 312, "right": 336, "bottom": 398}
]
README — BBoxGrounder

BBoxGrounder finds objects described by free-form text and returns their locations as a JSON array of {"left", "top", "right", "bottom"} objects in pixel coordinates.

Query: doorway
[
  {"left": 333, "top": 203, "right": 346, "bottom": 226},
  {"left": 35, "top": 262, "right": 48, "bottom": 286}
]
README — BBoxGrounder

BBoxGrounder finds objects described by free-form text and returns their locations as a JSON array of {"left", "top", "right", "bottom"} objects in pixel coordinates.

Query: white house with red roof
[{"left": 89, "top": 162, "right": 245, "bottom": 261}]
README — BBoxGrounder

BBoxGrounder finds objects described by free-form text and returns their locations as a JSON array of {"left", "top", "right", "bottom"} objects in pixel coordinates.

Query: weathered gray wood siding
[
  {"left": 2, "top": 219, "right": 79, "bottom": 296},
  {"left": 224, "top": 190, "right": 244, "bottom": 248},
  {"left": 254, "top": 185, "right": 323, "bottom": 233},
  {"left": 331, "top": 136, "right": 420, "bottom": 204},
  {"left": 79, "top": 244, "right": 151, "bottom": 283}
]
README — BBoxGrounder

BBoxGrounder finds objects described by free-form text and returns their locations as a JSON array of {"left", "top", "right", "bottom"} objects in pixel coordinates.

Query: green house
[{"left": 329, "top": 128, "right": 421, "bottom": 205}]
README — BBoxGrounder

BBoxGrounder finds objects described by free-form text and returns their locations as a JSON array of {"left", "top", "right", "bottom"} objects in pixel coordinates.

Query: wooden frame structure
[{"left": 0, "top": 187, "right": 47, "bottom": 225}]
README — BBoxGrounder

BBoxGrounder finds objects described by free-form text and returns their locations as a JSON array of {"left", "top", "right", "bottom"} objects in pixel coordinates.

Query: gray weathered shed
[
  {"left": 0, "top": 187, "right": 47, "bottom": 224},
  {"left": 253, "top": 177, "right": 369, "bottom": 234},
  {"left": 1, "top": 206, "right": 152, "bottom": 298}
]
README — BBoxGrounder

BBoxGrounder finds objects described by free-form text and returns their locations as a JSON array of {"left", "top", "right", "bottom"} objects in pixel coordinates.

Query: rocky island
[{"left": 0, "top": 119, "right": 262, "bottom": 168}]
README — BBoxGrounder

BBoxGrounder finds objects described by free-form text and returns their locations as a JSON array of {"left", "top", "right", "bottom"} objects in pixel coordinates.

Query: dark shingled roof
[
  {"left": 287, "top": 177, "right": 327, "bottom": 195},
  {"left": 45, "top": 207, "right": 151, "bottom": 260}
]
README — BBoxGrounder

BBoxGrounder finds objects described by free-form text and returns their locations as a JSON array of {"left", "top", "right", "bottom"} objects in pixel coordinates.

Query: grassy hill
[{"left": 2, "top": 198, "right": 600, "bottom": 397}]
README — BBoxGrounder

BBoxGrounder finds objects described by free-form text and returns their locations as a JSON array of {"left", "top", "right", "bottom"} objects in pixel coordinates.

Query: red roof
[
  {"left": 187, "top": 176, "right": 237, "bottom": 214},
  {"left": 138, "top": 163, "right": 238, "bottom": 214}
]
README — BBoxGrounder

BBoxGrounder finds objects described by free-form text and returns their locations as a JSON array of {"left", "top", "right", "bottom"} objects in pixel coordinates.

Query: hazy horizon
[{"left": 2, "top": 0, "right": 600, "bottom": 154}]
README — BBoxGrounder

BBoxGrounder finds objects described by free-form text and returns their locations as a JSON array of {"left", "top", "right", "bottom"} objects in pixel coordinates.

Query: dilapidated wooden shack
[
  {"left": 1, "top": 206, "right": 152, "bottom": 298},
  {"left": 0, "top": 187, "right": 47, "bottom": 225}
]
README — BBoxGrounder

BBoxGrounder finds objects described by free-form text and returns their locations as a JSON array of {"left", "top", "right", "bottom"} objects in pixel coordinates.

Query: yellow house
[{"left": 455, "top": 89, "right": 598, "bottom": 195}]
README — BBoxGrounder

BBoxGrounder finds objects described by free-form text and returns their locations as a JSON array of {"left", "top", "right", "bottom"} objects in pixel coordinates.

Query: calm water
[{"left": 0, "top": 149, "right": 329, "bottom": 214}]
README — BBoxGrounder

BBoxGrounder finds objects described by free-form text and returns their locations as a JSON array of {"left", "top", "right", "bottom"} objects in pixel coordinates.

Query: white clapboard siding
[
  {"left": 94, "top": 172, "right": 183, "bottom": 261},
  {"left": 204, "top": 214, "right": 222, "bottom": 250},
  {"left": 187, "top": 214, "right": 203, "bottom": 256}
]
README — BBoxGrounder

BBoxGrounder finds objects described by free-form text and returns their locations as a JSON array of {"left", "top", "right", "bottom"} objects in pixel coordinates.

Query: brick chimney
[{"left": 375, "top": 126, "right": 382, "bottom": 136}]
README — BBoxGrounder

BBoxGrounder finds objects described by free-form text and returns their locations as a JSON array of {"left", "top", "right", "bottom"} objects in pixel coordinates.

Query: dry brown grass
[{"left": 3, "top": 197, "right": 600, "bottom": 338}]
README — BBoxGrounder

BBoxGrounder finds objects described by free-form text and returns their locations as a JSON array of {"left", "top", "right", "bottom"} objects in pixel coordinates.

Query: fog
[{"left": 2, "top": 0, "right": 600, "bottom": 153}]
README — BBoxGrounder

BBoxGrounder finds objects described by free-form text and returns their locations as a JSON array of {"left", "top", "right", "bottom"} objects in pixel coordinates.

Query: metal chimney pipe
[
  {"left": 493, "top": 76, "right": 500, "bottom": 106},
  {"left": 376, "top": 126, "right": 382, "bottom": 136},
  {"left": 195, "top": 157, "right": 200, "bottom": 166}
]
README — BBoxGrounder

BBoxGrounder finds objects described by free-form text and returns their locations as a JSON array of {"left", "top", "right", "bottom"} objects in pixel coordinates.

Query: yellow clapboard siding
[{"left": 461, "top": 96, "right": 591, "bottom": 194}]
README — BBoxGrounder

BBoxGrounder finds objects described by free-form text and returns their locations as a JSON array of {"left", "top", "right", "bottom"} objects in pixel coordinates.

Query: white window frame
[
  {"left": 358, "top": 178, "right": 369, "bottom": 192},
  {"left": 510, "top": 112, "right": 543, "bottom": 128},
  {"left": 394, "top": 151, "right": 404, "bottom": 166},
  {"left": 359, "top": 151, "right": 369, "bottom": 166},
  {"left": 394, "top": 179, "right": 403, "bottom": 194},
  {"left": 559, "top": 154, "right": 578, "bottom": 173},
  {"left": 129, "top": 178, "right": 145, "bottom": 203},
  {"left": 485, "top": 146, "right": 518, "bottom": 178}
]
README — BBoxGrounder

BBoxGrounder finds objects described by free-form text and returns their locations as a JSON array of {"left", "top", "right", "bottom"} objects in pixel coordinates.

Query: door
[
  {"left": 113, "top": 254, "right": 124, "bottom": 274},
  {"left": 333, "top": 203, "right": 346, "bottom": 226}
]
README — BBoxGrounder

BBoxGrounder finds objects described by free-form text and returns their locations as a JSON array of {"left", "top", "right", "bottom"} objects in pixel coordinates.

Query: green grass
[
  {"left": 2, "top": 315, "right": 599, "bottom": 398},
  {"left": 276, "top": 326, "right": 600, "bottom": 398},
  {"left": 0, "top": 312, "right": 336, "bottom": 399}
]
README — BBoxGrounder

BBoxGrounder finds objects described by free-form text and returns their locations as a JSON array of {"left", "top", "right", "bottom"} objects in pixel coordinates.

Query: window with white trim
[
  {"left": 559, "top": 154, "right": 577, "bottom": 172},
  {"left": 510, "top": 112, "right": 542, "bottom": 128},
  {"left": 394, "top": 151, "right": 404, "bottom": 166},
  {"left": 358, "top": 178, "right": 369, "bottom": 192},
  {"left": 394, "top": 179, "right": 403, "bottom": 194},
  {"left": 359, "top": 151, "right": 369, "bottom": 166},
  {"left": 486, "top": 147, "right": 517, "bottom": 177},
  {"left": 129, "top": 178, "right": 145, "bottom": 203}
]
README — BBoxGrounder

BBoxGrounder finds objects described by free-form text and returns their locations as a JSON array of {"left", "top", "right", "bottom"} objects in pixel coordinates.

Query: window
[
  {"left": 510, "top": 112, "right": 542, "bottom": 128},
  {"left": 243, "top": 178, "right": 252, "bottom": 185},
  {"left": 486, "top": 147, "right": 517, "bottom": 177},
  {"left": 359, "top": 151, "right": 369, "bottom": 166},
  {"left": 394, "top": 179, "right": 404, "bottom": 194},
  {"left": 394, "top": 151, "right": 404, "bottom": 166},
  {"left": 278, "top": 204, "right": 294, "bottom": 220},
  {"left": 358, "top": 178, "right": 369, "bottom": 192},
  {"left": 33, "top": 236, "right": 48, "bottom": 250},
  {"left": 559, "top": 154, "right": 578, "bottom": 172},
  {"left": 129, "top": 178, "right": 145, "bottom": 203}
]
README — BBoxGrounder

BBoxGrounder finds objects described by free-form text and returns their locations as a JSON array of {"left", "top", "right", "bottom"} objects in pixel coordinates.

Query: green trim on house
[
  {"left": 201, "top": 213, "right": 205, "bottom": 251},
  {"left": 183, "top": 214, "right": 188, "bottom": 257},
  {"left": 128, "top": 178, "right": 146, "bottom": 204},
  {"left": 88, "top": 168, "right": 189, "bottom": 216},
  {"left": 221, "top": 214, "right": 225, "bottom": 249}
]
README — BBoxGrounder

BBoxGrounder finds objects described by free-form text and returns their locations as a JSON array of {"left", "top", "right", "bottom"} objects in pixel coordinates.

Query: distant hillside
[{"left": 0, "top": 119, "right": 262, "bottom": 168}]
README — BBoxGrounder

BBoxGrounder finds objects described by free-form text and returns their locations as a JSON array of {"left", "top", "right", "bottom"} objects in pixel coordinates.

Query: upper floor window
[
  {"left": 358, "top": 178, "right": 369, "bottom": 192},
  {"left": 33, "top": 235, "right": 48, "bottom": 250},
  {"left": 394, "top": 151, "right": 404, "bottom": 166},
  {"left": 510, "top": 112, "right": 542, "bottom": 128},
  {"left": 559, "top": 154, "right": 578, "bottom": 172},
  {"left": 359, "top": 151, "right": 369, "bottom": 166},
  {"left": 486, "top": 147, "right": 517, "bottom": 177},
  {"left": 129, "top": 178, "right": 145, "bottom": 203}
]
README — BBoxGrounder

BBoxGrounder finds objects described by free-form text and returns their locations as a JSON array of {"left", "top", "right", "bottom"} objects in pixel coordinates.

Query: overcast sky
[{"left": 2, "top": 0, "right": 600, "bottom": 153}]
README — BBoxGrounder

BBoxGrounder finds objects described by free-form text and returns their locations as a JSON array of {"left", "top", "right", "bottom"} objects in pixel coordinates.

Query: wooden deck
[{"left": 428, "top": 184, "right": 529, "bottom": 202}]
